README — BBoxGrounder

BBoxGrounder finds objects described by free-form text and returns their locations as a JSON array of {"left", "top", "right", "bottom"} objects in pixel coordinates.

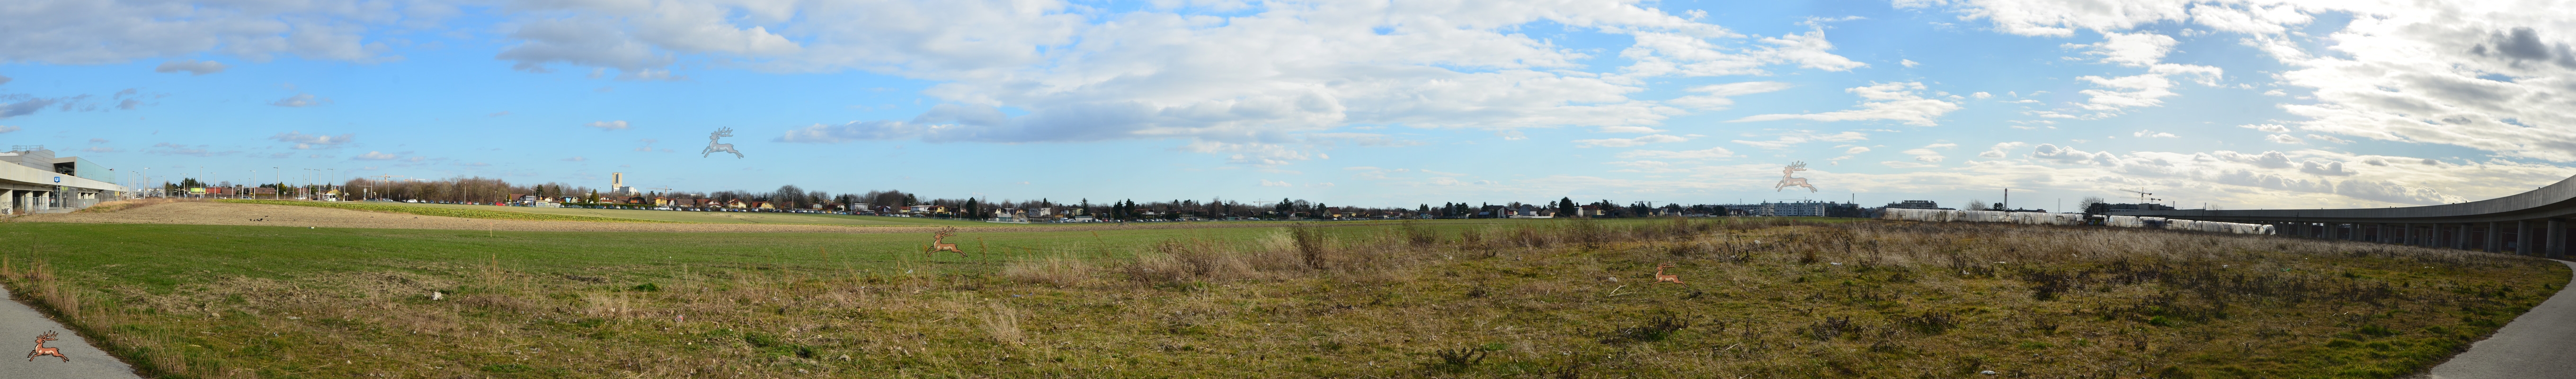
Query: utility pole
[{"left": 370, "top": 175, "right": 405, "bottom": 201}]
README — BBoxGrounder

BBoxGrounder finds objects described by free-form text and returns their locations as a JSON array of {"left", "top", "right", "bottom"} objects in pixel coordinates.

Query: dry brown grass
[{"left": 1, "top": 217, "right": 2563, "bottom": 378}]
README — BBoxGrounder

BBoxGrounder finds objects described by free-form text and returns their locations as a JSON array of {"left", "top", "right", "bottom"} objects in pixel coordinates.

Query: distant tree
[{"left": 1965, "top": 199, "right": 1988, "bottom": 211}]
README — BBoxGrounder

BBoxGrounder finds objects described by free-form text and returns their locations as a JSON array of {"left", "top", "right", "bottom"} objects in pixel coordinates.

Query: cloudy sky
[{"left": 5, "top": 0, "right": 2575, "bottom": 210}]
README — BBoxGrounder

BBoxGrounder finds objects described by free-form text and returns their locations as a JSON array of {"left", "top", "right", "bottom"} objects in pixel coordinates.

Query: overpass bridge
[{"left": 2116, "top": 173, "right": 2576, "bottom": 259}]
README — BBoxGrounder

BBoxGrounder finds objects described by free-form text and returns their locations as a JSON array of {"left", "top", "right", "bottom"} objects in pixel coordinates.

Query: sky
[{"left": 4, "top": 0, "right": 2576, "bottom": 211}]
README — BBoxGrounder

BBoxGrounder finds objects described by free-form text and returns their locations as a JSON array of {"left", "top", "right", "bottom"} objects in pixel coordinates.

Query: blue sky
[{"left": 5, "top": 0, "right": 2574, "bottom": 210}]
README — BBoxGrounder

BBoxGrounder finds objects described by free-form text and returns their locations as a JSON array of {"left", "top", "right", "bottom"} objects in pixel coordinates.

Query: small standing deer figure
[
  {"left": 701, "top": 127, "right": 744, "bottom": 158},
  {"left": 925, "top": 230, "right": 967, "bottom": 257},
  {"left": 1774, "top": 161, "right": 1817, "bottom": 193},
  {"left": 1653, "top": 262, "right": 1684, "bottom": 284},
  {"left": 27, "top": 330, "right": 66, "bottom": 362}
]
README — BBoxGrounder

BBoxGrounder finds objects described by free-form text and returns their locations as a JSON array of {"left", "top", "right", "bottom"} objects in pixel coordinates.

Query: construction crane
[{"left": 2118, "top": 188, "right": 2161, "bottom": 206}]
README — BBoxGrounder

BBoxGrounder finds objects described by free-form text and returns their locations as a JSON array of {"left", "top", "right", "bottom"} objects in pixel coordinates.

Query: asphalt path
[
  {"left": 2427, "top": 259, "right": 2576, "bottom": 379},
  {"left": 0, "top": 283, "right": 141, "bottom": 378}
]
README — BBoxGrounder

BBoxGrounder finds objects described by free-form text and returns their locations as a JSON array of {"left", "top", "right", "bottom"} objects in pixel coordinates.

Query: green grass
[
  {"left": 0, "top": 217, "right": 2556, "bottom": 378},
  {"left": 216, "top": 199, "right": 680, "bottom": 223}
]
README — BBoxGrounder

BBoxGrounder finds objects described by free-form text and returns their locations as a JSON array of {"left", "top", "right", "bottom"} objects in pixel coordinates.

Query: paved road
[
  {"left": 2428, "top": 260, "right": 2576, "bottom": 379},
  {"left": 0, "top": 283, "right": 141, "bottom": 379}
]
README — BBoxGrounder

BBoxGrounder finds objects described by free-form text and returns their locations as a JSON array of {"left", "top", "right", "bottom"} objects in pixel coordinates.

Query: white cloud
[
  {"left": 1730, "top": 81, "right": 1962, "bottom": 126},
  {"left": 1732, "top": 131, "right": 1869, "bottom": 149},
  {"left": 1573, "top": 134, "right": 1688, "bottom": 148},
  {"left": 1619, "top": 25, "right": 1868, "bottom": 78},
  {"left": 153, "top": 60, "right": 227, "bottom": 75},
  {"left": 1923, "top": 0, "right": 2576, "bottom": 164},
  {"left": 1972, "top": 91, "right": 1992, "bottom": 99},
  {"left": 2239, "top": 123, "right": 2289, "bottom": 133},
  {"left": 586, "top": 120, "right": 631, "bottom": 130},
  {"left": 269, "top": 131, "right": 354, "bottom": 149},
  {"left": 353, "top": 151, "right": 398, "bottom": 161},
  {"left": 2069, "top": 32, "right": 2177, "bottom": 67},
  {"left": 1665, "top": 81, "right": 1794, "bottom": 110},
  {"left": 2306, "top": 134, "right": 2349, "bottom": 144},
  {"left": 1881, "top": 161, "right": 1938, "bottom": 169},
  {"left": 1, "top": 1, "right": 1880, "bottom": 167},
  {"left": 1898, "top": 143, "right": 1953, "bottom": 164},
  {"left": 1260, "top": 180, "right": 1293, "bottom": 187},
  {"left": 562, "top": 156, "right": 587, "bottom": 162},
  {"left": 2219, "top": 150, "right": 2295, "bottom": 169},
  {"left": 1896, "top": 0, "right": 2191, "bottom": 37},
  {"left": 467, "top": 1, "right": 1873, "bottom": 165},
  {"left": 1978, "top": 141, "right": 2027, "bottom": 158},
  {"left": 2029, "top": 144, "right": 2118, "bottom": 165},
  {"left": 0, "top": 1, "right": 391, "bottom": 64},
  {"left": 0, "top": 126, "right": 17, "bottom": 134},
  {"left": 1901, "top": 59, "right": 1920, "bottom": 67},
  {"left": 269, "top": 93, "right": 328, "bottom": 107},
  {"left": 2132, "top": 130, "right": 2176, "bottom": 138},
  {"left": 2300, "top": 160, "right": 2356, "bottom": 176},
  {"left": 2265, "top": 134, "right": 2304, "bottom": 144},
  {"left": 1616, "top": 146, "right": 1736, "bottom": 160},
  {"left": 1844, "top": 146, "right": 1871, "bottom": 154}
]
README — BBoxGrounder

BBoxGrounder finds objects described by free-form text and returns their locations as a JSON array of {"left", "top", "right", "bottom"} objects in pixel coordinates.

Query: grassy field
[
  {"left": 214, "top": 199, "right": 680, "bottom": 223},
  {"left": 0, "top": 217, "right": 2561, "bottom": 378},
  {"left": 277, "top": 200, "right": 1069, "bottom": 226}
]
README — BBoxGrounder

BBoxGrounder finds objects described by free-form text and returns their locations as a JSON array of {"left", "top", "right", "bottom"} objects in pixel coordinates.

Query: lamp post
[{"left": 304, "top": 169, "right": 319, "bottom": 200}]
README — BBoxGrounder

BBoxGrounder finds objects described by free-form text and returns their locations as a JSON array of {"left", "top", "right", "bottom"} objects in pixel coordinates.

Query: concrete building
[{"left": 0, "top": 146, "right": 126, "bottom": 215}]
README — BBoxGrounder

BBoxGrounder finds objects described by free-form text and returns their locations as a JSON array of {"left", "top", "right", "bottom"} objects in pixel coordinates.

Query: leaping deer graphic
[
  {"left": 924, "top": 228, "right": 967, "bottom": 258},
  {"left": 702, "top": 127, "right": 744, "bottom": 158},
  {"left": 1774, "top": 161, "right": 1817, "bottom": 193},
  {"left": 26, "top": 330, "right": 66, "bottom": 362}
]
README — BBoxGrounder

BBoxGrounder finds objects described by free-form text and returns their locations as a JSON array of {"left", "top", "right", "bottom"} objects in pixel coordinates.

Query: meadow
[
  {"left": 223, "top": 199, "right": 1065, "bottom": 227},
  {"left": 0, "top": 215, "right": 2562, "bottom": 378}
]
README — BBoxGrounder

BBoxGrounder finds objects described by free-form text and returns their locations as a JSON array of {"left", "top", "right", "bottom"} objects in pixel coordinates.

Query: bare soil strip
[{"left": 12, "top": 201, "right": 1300, "bottom": 234}]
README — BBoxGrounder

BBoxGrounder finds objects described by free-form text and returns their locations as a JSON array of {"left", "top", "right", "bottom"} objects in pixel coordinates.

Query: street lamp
[{"left": 303, "top": 169, "right": 319, "bottom": 200}]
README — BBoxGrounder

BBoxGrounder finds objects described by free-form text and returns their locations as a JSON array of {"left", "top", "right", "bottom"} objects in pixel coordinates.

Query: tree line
[{"left": 164, "top": 176, "right": 1723, "bottom": 220}]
